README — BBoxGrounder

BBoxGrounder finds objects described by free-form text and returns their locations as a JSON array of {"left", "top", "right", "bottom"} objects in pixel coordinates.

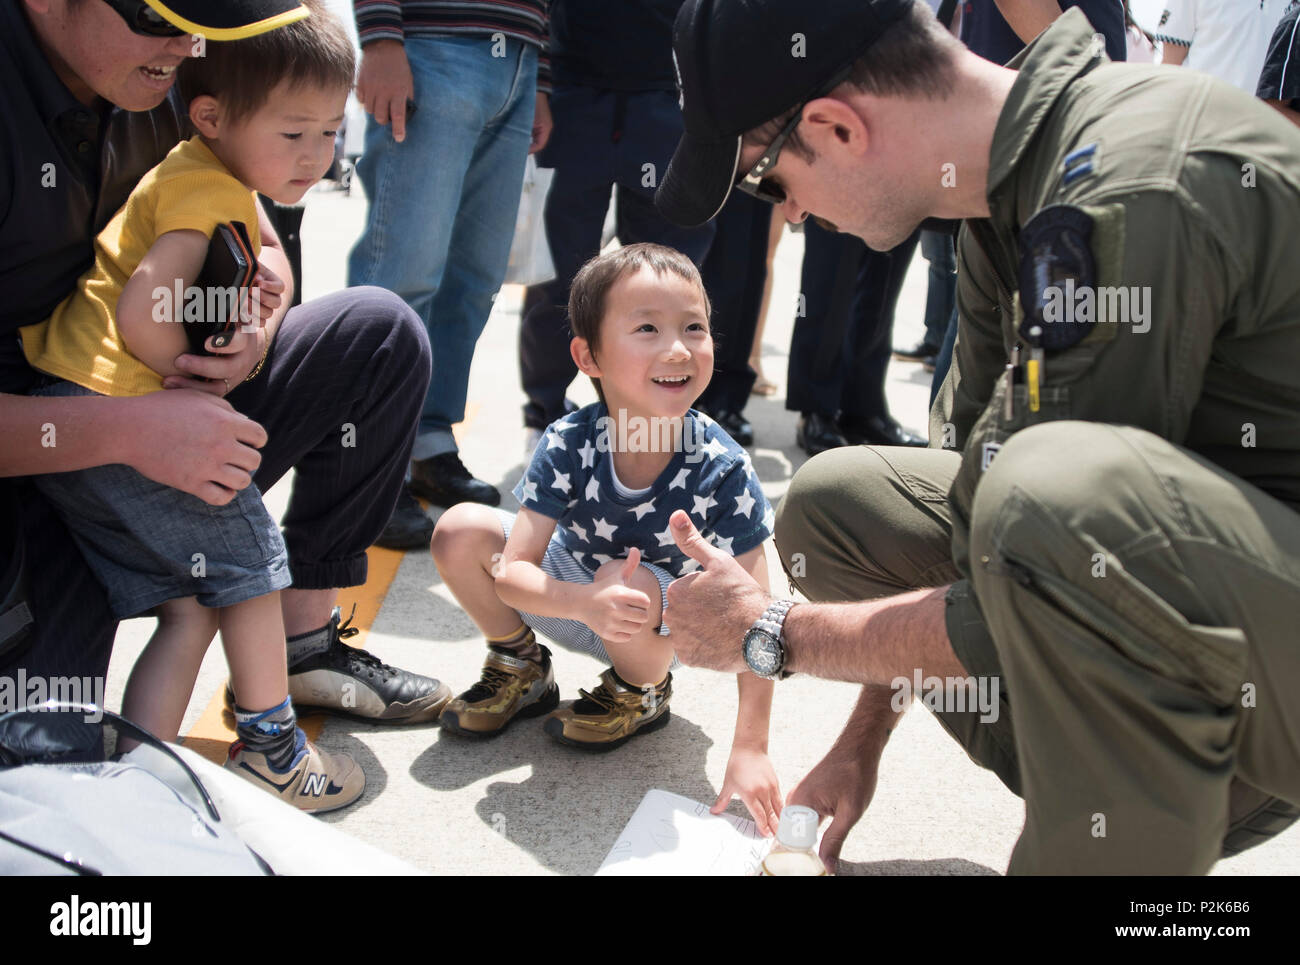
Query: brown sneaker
[
  {"left": 439, "top": 644, "right": 559, "bottom": 737},
  {"left": 542, "top": 669, "right": 672, "bottom": 752}
]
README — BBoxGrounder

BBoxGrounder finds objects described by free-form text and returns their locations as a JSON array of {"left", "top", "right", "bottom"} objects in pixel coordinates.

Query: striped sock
[
  {"left": 233, "top": 695, "right": 299, "bottom": 770},
  {"left": 487, "top": 624, "right": 542, "bottom": 664}
]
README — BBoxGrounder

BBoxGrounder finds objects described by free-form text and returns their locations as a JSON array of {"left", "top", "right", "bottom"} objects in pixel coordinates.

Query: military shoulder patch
[{"left": 1017, "top": 204, "right": 1097, "bottom": 352}]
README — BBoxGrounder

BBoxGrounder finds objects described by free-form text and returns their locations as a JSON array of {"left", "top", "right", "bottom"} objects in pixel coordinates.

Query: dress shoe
[
  {"left": 892, "top": 339, "right": 940, "bottom": 363},
  {"left": 795, "top": 412, "right": 849, "bottom": 457},
  {"left": 840, "top": 415, "right": 927, "bottom": 447},
  {"left": 700, "top": 407, "right": 754, "bottom": 447},
  {"left": 408, "top": 452, "right": 501, "bottom": 508},
  {"left": 373, "top": 488, "right": 435, "bottom": 550}
]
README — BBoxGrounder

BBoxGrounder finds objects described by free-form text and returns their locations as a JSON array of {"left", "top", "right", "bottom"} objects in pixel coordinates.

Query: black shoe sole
[
  {"left": 543, "top": 707, "right": 671, "bottom": 753},
  {"left": 439, "top": 683, "right": 560, "bottom": 739}
]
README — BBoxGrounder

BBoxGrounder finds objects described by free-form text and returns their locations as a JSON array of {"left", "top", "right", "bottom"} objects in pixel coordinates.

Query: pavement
[{"left": 104, "top": 182, "right": 1300, "bottom": 875}]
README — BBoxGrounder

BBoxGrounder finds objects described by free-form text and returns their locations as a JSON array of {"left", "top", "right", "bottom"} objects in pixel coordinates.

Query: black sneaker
[
  {"left": 287, "top": 608, "right": 452, "bottom": 724},
  {"left": 409, "top": 452, "right": 501, "bottom": 508},
  {"left": 373, "top": 489, "right": 435, "bottom": 551}
]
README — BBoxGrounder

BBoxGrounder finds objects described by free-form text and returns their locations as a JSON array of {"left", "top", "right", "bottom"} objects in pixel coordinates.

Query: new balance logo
[{"left": 302, "top": 772, "right": 329, "bottom": 797}]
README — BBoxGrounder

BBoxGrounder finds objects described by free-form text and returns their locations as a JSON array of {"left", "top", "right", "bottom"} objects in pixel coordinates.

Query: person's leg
[
  {"left": 519, "top": 86, "right": 615, "bottom": 429},
  {"left": 918, "top": 229, "right": 956, "bottom": 350},
  {"left": 0, "top": 482, "right": 116, "bottom": 684},
  {"left": 220, "top": 591, "right": 288, "bottom": 714},
  {"left": 224, "top": 287, "right": 449, "bottom": 723},
  {"left": 840, "top": 229, "right": 923, "bottom": 443},
  {"left": 750, "top": 208, "right": 785, "bottom": 392},
  {"left": 433, "top": 505, "right": 560, "bottom": 736},
  {"left": 970, "top": 422, "right": 1300, "bottom": 873},
  {"left": 415, "top": 37, "right": 537, "bottom": 458},
  {"left": 121, "top": 597, "right": 219, "bottom": 743}
]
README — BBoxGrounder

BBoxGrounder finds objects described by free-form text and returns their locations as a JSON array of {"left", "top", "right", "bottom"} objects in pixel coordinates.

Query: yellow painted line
[{"left": 180, "top": 407, "right": 479, "bottom": 764}]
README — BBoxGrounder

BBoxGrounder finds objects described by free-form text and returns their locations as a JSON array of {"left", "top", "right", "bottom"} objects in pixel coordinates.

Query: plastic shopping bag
[{"left": 504, "top": 156, "right": 556, "bottom": 287}]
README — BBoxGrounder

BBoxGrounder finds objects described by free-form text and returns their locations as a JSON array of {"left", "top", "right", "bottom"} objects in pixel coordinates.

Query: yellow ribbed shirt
[{"left": 20, "top": 137, "right": 262, "bottom": 397}]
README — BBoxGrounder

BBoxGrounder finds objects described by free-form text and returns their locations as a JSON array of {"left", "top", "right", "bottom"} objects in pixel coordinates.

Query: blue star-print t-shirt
[{"left": 513, "top": 404, "right": 774, "bottom": 578}]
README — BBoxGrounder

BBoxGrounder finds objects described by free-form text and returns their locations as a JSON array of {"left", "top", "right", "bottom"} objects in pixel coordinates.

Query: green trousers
[{"left": 774, "top": 421, "right": 1300, "bottom": 874}]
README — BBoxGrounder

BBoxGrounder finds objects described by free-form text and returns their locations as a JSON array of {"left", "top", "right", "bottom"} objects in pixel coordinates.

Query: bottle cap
[{"left": 776, "top": 805, "right": 818, "bottom": 850}]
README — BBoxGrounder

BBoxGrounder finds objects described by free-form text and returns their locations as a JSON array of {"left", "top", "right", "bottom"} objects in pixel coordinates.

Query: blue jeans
[{"left": 348, "top": 35, "right": 537, "bottom": 458}]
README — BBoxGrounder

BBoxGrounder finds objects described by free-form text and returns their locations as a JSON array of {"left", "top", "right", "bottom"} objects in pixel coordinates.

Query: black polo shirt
[
  {"left": 0, "top": 0, "right": 188, "bottom": 393},
  {"left": 1258, "top": 4, "right": 1300, "bottom": 110}
]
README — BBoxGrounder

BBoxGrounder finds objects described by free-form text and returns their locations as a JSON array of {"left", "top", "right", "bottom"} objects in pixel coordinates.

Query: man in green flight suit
[{"left": 653, "top": 0, "right": 1300, "bottom": 874}]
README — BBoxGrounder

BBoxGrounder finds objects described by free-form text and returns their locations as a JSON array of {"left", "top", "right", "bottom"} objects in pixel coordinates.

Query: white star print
[
  {"left": 545, "top": 430, "right": 566, "bottom": 451},
  {"left": 654, "top": 525, "right": 675, "bottom": 547},
  {"left": 577, "top": 439, "right": 596, "bottom": 469},
  {"left": 593, "top": 517, "right": 618, "bottom": 541},
  {"left": 585, "top": 476, "right": 600, "bottom": 501},
  {"left": 519, "top": 480, "right": 538, "bottom": 503},
  {"left": 567, "top": 499, "right": 578, "bottom": 509},
  {"left": 592, "top": 553, "right": 613, "bottom": 566},
  {"left": 712, "top": 534, "right": 734, "bottom": 554},
  {"left": 733, "top": 491, "right": 756, "bottom": 518},
  {"left": 701, "top": 436, "right": 728, "bottom": 461},
  {"left": 692, "top": 493, "right": 718, "bottom": 519},
  {"left": 678, "top": 558, "right": 702, "bottom": 575},
  {"left": 653, "top": 557, "right": 674, "bottom": 566},
  {"left": 631, "top": 498, "right": 656, "bottom": 520},
  {"left": 568, "top": 521, "right": 588, "bottom": 542},
  {"left": 669, "top": 468, "right": 691, "bottom": 490},
  {"left": 553, "top": 417, "right": 582, "bottom": 432},
  {"left": 762, "top": 506, "right": 775, "bottom": 531},
  {"left": 551, "top": 469, "right": 571, "bottom": 494},
  {"left": 573, "top": 551, "right": 585, "bottom": 565}
]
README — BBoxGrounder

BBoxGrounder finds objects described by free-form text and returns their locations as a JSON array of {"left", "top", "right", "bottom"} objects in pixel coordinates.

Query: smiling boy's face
[{"left": 575, "top": 266, "right": 714, "bottom": 423}]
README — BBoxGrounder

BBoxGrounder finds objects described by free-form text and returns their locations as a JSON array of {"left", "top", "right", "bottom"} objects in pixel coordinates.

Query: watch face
[{"left": 744, "top": 630, "right": 781, "bottom": 676}]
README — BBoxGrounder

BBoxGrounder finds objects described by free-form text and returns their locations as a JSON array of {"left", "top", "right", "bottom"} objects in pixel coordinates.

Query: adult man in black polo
[{"left": 1, "top": 0, "right": 451, "bottom": 724}]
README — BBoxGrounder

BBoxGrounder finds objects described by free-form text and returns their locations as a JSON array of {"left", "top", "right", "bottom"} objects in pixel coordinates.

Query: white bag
[{"left": 504, "top": 156, "right": 557, "bottom": 287}]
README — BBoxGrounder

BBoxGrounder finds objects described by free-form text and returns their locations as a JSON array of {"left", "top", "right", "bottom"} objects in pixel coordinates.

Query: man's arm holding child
[{"left": 711, "top": 543, "right": 783, "bottom": 837}]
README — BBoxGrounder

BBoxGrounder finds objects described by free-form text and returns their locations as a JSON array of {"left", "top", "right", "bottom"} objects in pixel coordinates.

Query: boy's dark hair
[
  {"left": 743, "top": 2, "right": 960, "bottom": 161},
  {"left": 178, "top": 1, "right": 355, "bottom": 125},
  {"left": 568, "top": 243, "right": 712, "bottom": 405}
]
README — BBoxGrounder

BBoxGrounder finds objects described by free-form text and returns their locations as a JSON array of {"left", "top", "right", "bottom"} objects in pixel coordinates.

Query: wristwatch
[{"left": 743, "top": 599, "right": 796, "bottom": 679}]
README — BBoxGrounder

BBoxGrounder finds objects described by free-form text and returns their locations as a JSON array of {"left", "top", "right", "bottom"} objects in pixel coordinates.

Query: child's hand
[
  {"left": 713, "top": 744, "right": 782, "bottom": 837},
  {"left": 582, "top": 548, "right": 652, "bottom": 643},
  {"left": 240, "top": 266, "right": 285, "bottom": 331}
]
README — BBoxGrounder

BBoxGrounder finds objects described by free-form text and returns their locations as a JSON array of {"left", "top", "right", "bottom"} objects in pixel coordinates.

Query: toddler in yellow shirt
[{"left": 19, "top": 3, "right": 365, "bottom": 812}]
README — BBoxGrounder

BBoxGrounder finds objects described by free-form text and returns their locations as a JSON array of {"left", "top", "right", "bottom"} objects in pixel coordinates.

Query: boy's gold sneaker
[
  {"left": 543, "top": 669, "right": 672, "bottom": 751},
  {"left": 439, "top": 644, "right": 559, "bottom": 737}
]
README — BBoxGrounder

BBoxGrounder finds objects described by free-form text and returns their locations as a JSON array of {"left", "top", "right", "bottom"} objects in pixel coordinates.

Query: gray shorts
[
  {"left": 495, "top": 508, "right": 676, "bottom": 668},
  {"left": 29, "top": 380, "right": 291, "bottom": 619}
]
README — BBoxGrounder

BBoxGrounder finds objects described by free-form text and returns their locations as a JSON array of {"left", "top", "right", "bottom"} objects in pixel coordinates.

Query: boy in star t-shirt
[{"left": 431, "top": 243, "right": 783, "bottom": 834}]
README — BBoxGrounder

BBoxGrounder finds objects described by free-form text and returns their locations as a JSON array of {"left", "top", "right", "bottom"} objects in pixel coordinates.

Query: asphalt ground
[{"left": 105, "top": 182, "right": 1300, "bottom": 875}]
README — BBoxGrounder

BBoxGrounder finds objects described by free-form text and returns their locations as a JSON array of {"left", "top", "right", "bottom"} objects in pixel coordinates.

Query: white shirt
[{"left": 1156, "top": 0, "right": 1295, "bottom": 92}]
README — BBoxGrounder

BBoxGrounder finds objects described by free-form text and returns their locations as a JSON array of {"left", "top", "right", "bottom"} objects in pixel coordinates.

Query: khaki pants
[{"left": 774, "top": 422, "right": 1300, "bottom": 874}]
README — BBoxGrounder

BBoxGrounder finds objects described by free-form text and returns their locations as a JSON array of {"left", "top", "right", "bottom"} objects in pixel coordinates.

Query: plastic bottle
[{"left": 760, "top": 805, "right": 827, "bottom": 876}]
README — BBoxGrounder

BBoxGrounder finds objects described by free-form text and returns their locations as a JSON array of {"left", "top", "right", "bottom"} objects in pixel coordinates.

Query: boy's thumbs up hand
[
  {"left": 665, "top": 511, "right": 769, "bottom": 673},
  {"left": 620, "top": 546, "right": 641, "bottom": 585}
]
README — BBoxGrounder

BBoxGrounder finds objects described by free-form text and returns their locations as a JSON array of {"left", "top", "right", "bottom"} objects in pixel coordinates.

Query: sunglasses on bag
[
  {"left": 101, "top": 0, "right": 188, "bottom": 37},
  {"left": 735, "top": 64, "right": 856, "bottom": 206}
]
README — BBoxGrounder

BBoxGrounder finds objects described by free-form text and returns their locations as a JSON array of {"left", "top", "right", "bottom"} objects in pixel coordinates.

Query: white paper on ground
[{"left": 596, "top": 788, "right": 769, "bottom": 876}]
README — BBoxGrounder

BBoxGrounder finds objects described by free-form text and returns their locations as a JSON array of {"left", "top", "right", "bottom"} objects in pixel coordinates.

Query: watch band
[{"left": 754, "top": 598, "right": 795, "bottom": 640}]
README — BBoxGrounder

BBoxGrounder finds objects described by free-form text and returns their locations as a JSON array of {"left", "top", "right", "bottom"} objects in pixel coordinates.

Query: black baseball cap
[
  {"left": 143, "top": 1, "right": 311, "bottom": 40},
  {"left": 656, "top": 0, "right": 914, "bottom": 227}
]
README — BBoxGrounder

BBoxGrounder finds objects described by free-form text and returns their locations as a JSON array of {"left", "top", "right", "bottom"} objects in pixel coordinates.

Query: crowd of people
[{"left": 3, "top": 0, "right": 1300, "bottom": 874}]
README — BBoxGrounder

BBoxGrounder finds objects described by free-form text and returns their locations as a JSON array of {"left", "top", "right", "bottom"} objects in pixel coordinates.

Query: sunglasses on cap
[
  {"left": 735, "top": 63, "right": 856, "bottom": 207},
  {"left": 100, "top": 0, "right": 188, "bottom": 37}
]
